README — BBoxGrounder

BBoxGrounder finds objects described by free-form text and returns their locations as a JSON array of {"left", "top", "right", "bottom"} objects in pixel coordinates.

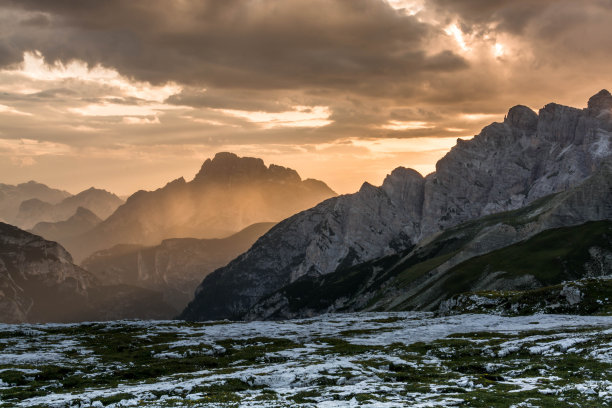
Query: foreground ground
[{"left": 1, "top": 313, "right": 611, "bottom": 407}]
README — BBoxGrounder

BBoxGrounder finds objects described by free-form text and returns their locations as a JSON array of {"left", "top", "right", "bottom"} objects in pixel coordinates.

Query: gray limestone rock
[{"left": 182, "top": 91, "right": 612, "bottom": 321}]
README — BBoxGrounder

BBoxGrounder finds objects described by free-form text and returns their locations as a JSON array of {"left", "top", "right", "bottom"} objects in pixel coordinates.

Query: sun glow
[
  {"left": 218, "top": 105, "right": 333, "bottom": 129},
  {"left": 445, "top": 24, "right": 470, "bottom": 52},
  {"left": 380, "top": 120, "right": 433, "bottom": 131},
  {"left": 493, "top": 43, "right": 505, "bottom": 58}
]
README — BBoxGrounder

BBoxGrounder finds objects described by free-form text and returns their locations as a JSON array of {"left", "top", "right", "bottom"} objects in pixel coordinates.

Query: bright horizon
[{"left": 1, "top": 1, "right": 611, "bottom": 196}]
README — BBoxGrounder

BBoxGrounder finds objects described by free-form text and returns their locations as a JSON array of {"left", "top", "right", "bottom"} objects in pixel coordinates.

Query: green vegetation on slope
[{"left": 439, "top": 220, "right": 612, "bottom": 297}]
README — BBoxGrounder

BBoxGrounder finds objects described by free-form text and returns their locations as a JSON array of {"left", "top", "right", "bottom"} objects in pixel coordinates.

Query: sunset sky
[{"left": 1, "top": 0, "right": 611, "bottom": 195}]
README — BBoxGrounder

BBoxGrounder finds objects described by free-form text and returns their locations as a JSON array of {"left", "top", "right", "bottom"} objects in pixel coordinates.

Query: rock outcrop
[
  {"left": 65, "top": 153, "right": 336, "bottom": 262},
  {"left": 181, "top": 90, "right": 612, "bottom": 321}
]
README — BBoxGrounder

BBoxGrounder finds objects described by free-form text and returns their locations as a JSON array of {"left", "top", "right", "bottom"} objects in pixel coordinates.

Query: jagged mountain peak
[
  {"left": 193, "top": 152, "right": 267, "bottom": 184},
  {"left": 193, "top": 152, "right": 304, "bottom": 185},
  {"left": 64, "top": 152, "right": 336, "bottom": 261}
]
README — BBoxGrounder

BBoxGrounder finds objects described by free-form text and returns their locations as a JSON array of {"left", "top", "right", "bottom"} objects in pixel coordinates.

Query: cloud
[
  {"left": 0, "top": 0, "right": 464, "bottom": 91},
  {"left": 0, "top": 0, "right": 610, "bottom": 195},
  {"left": 0, "top": 104, "right": 32, "bottom": 116}
]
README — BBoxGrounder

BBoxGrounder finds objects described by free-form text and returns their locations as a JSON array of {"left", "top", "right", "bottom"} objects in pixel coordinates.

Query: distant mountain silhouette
[
  {"left": 65, "top": 152, "right": 336, "bottom": 262},
  {"left": 0, "top": 181, "right": 70, "bottom": 225},
  {"left": 15, "top": 187, "right": 123, "bottom": 229}
]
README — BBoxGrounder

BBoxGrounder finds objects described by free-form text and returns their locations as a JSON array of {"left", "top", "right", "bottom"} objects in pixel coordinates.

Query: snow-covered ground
[{"left": 0, "top": 313, "right": 611, "bottom": 407}]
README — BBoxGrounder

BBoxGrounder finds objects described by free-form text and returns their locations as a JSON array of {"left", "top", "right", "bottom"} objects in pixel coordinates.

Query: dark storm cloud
[
  {"left": 431, "top": 0, "right": 612, "bottom": 50},
  {"left": 0, "top": 0, "right": 466, "bottom": 93}
]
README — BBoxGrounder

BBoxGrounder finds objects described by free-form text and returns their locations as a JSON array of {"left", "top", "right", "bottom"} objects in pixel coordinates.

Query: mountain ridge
[{"left": 181, "top": 90, "right": 612, "bottom": 321}]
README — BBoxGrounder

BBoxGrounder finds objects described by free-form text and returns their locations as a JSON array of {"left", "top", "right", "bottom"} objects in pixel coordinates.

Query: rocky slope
[
  {"left": 181, "top": 90, "right": 612, "bottom": 321},
  {"left": 30, "top": 207, "right": 102, "bottom": 243},
  {"left": 15, "top": 187, "right": 123, "bottom": 230},
  {"left": 0, "top": 222, "right": 175, "bottom": 323},
  {"left": 82, "top": 222, "right": 275, "bottom": 312},
  {"left": 0, "top": 181, "right": 70, "bottom": 225},
  {"left": 64, "top": 152, "right": 336, "bottom": 262}
]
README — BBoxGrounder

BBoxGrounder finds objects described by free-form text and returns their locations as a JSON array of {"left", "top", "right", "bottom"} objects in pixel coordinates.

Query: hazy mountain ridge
[
  {"left": 0, "top": 181, "right": 70, "bottom": 225},
  {"left": 181, "top": 90, "right": 612, "bottom": 321},
  {"left": 64, "top": 152, "right": 336, "bottom": 262},
  {"left": 30, "top": 207, "right": 102, "bottom": 243},
  {"left": 15, "top": 187, "right": 123, "bottom": 230}
]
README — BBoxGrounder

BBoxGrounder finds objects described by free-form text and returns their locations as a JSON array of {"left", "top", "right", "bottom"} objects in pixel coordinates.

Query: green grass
[{"left": 441, "top": 221, "right": 612, "bottom": 296}]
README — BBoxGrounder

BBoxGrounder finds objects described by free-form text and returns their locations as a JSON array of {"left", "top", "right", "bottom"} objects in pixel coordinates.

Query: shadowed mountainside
[{"left": 82, "top": 222, "right": 276, "bottom": 312}]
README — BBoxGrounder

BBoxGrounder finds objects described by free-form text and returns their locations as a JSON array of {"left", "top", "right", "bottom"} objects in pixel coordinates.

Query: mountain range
[
  {"left": 181, "top": 89, "right": 612, "bottom": 321},
  {"left": 2, "top": 91, "right": 611, "bottom": 323},
  {"left": 0, "top": 154, "right": 335, "bottom": 322},
  {"left": 0, "top": 222, "right": 177, "bottom": 323},
  {"left": 15, "top": 187, "right": 124, "bottom": 230},
  {"left": 63, "top": 152, "right": 336, "bottom": 262},
  {"left": 0, "top": 181, "right": 70, "bottom": 226}
]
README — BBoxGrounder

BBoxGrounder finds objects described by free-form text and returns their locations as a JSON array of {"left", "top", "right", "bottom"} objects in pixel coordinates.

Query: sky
[{"left": 0, "top": 0, "right": 611, "bottom": 196}]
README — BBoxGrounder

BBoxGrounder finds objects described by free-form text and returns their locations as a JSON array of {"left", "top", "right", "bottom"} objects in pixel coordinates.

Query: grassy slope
[{"left": 438, "top": 220, "right": 612, "bottom": 297}]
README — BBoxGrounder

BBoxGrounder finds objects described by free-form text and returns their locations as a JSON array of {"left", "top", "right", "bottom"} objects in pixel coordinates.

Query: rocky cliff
[
  {"left": 244, "top": 160, "right": 612, "bottom": 320},
  {"left": 65, "top": 152, "right": 336, "bottom": 262},
  {"left": 181, "top": 90, "right": 612, "bottom": 321}
]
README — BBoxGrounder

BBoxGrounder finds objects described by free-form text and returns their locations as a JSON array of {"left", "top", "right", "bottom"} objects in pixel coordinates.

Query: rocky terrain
[
  {"left": 15, "top": 187, "right": 123, "bottom": 230},
  {"left": 0, "top": 181, "right": 70, "bottom": 226},
  {"left": 64, "top": 152, "right": 336, "bottom": 262},
  {"left": 82, "top": 222, "right": 275, "bottom": 312},
  {"left": 1, "top": 313, "right": 611, "bottom": 407},
  {"left": 182, "top": 90, "right": 612, "bottom": 321}
]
